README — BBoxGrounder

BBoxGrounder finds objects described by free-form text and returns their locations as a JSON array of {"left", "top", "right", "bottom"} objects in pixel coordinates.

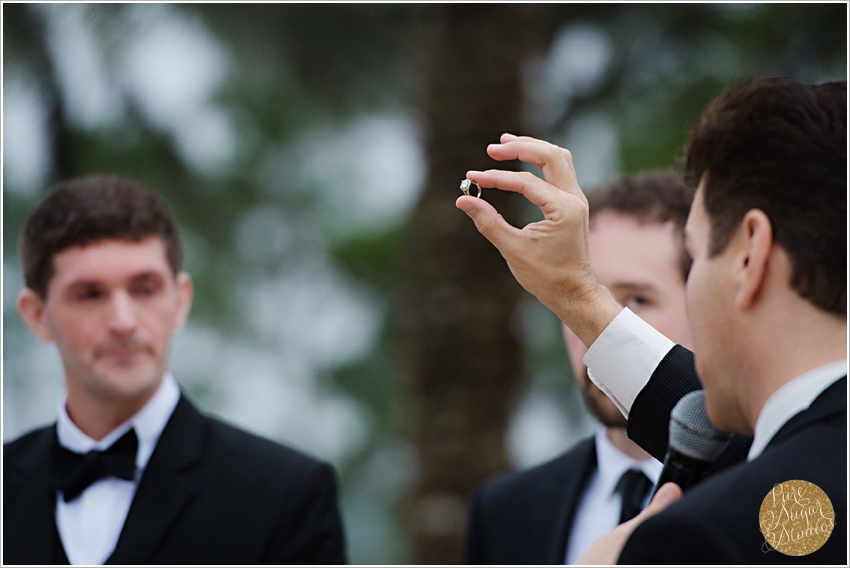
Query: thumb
[
  {"left": 456, "top": 196, "right": 521, "bottom": 252},
  {"left": 640, "top": 482, "right": 683, "bottom": 519}
]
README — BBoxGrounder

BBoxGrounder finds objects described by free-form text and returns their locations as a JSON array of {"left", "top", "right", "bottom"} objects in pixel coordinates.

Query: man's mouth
[{"left": 96, "top": 345, "right": 151, "bottom": 362}]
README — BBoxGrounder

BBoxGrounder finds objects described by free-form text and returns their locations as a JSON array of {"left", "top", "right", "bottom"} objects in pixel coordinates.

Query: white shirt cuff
[{"left": 583, "top": 308, "right": 675, "bottom": 417}]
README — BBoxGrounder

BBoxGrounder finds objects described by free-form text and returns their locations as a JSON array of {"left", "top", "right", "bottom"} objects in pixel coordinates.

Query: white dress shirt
[
  {"left": 564, "top": 429, "right": 662, "bottom": 564},
  {"left": 583, "top": 308, "right": 846, "bottom": 461},
  {"left": 55, "top": 373, "right": 180, "bottom": 565}
]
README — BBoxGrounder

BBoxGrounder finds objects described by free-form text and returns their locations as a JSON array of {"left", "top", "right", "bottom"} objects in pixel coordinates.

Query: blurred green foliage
[{"left": 3, "top": 3, "right": 845, "bottom": 564}]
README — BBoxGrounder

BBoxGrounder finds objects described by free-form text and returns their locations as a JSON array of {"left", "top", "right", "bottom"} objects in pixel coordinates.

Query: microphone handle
[{"left": 651, "top": 449, "right": 712, "bottom": 497}]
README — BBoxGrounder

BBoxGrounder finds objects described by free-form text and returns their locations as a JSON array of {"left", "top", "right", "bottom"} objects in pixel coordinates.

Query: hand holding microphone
[{"left": 575, "top": 391, "right": 729, "bottom": 565}]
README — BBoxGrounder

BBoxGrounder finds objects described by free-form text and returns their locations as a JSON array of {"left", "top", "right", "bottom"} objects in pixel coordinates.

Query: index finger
[
  {"left": 466, "top": 168, "right": 571, "bottom": 221},
  {"left": 487, "top": 136, "right": 581, "bottom": 199}
]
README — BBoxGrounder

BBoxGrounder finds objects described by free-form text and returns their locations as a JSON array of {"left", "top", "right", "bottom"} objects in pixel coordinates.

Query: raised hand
[{"left": 456, "top": 133, "right": 622, "bottom": 347}]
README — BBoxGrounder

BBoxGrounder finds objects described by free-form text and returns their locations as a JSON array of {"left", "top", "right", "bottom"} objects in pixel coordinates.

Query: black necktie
[
  {"left": 615, "top": 468, "right": 652, "bottom": 524},
  {"left": 50, "top": 428, "right": 139, "bottom": 502}
]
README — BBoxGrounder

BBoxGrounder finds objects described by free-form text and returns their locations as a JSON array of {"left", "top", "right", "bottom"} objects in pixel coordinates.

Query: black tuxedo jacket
[
  {"left": 4, "top": 395, "right": 347, "bottom": 565},
  {"left": 620, "top": 346, "right": 847, "bottom": 564},
  {"left": 464, "top": 436, "right": 597, "bottom": 564}
]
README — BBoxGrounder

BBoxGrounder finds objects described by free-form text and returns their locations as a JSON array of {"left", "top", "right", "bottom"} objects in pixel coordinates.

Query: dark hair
[
  {"left": 20, "top": 175, "right": 183, "bottom": 299},
  {"left": 684, "top": 77, "right": 846, "bottom": 315},
  {"left": 586, "top": 171, "right": 695, "bottom": 282}
]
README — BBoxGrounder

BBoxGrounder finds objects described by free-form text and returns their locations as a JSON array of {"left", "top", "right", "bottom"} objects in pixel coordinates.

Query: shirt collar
[
  {"left": 56, "top": 372, "right": 181, "bottom": 469},
  {"left": 749, "top": 360, "right": 847, "bottom": 460},
  {"left": 594, "top": 428, "right": 663, "bottom": 498}
]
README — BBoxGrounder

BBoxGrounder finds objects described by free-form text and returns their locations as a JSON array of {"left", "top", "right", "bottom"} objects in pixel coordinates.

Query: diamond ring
[{"left": 460, "top": 179, "right": 482, "bottom": 198}]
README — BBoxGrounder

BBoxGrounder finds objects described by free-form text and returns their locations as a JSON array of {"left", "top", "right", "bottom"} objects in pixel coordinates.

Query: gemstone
[{"left": 460, "top": 179, "right": 471, "bottom": 191}]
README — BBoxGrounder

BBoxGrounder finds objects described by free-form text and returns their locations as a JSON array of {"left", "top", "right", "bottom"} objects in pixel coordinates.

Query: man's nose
[{"left": 107, "top": 291, "right": 138, "bottom": 334}]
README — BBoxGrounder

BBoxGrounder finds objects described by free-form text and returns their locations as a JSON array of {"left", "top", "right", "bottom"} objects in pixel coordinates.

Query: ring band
[{"left": 460, "top": 179, "right": 482, "bottom": 198}]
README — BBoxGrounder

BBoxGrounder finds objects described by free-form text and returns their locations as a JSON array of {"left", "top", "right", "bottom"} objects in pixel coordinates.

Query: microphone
[{"left": 651, "top": 390, "right": 732, "bottom": 497}]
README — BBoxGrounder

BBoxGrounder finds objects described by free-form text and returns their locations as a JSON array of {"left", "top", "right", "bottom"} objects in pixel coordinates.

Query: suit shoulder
[
  {"left": 622, "top": 503, "right": 745, "bottom": 563},
  {"left": 202, "top": 414, "right": 333, "bottom": 477},
  {"left": 466, "top": 438, "right": 596, "bottom": 564},
  {"left": 4, "top": 424, "right": 54, "bottom": 463},
  {"left": 166, "top": 397, "right": 337, "bottom": 495},
  {"left": 476, "top": 437, "right": 595, "bottom": 503}
]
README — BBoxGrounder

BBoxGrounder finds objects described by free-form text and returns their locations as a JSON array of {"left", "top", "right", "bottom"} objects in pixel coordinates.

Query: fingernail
[
  {"left": 655, "top": 483, "right": 680, "bottom": 507},
  {"left": 502, "top": 133, "right": 518, "bottom": 140}
]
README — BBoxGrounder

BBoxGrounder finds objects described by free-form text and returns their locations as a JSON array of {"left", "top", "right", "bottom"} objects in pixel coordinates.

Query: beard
[{"left": 579, "top": 368, "right": 628, "bottom": 428}]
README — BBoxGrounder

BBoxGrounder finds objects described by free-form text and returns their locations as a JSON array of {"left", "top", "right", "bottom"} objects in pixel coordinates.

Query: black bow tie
[{"left": 50, "top": 428, "right": 139, "bottom": 502}]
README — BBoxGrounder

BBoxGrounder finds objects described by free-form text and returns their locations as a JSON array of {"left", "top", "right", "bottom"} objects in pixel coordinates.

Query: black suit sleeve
[
  {"left": 626, "top": 345, "right": 753, "bottom": 475},
  {"left": 266, "top": 459, "right": 347, "bottom": 564}
]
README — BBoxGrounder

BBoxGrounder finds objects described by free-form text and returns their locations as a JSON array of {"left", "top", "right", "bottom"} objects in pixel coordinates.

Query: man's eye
[
  {"left": 626, "top": 296, "right": 649, "bottom": 309},
  {"left": 78, "top": 289, "right": 103, "bottom": 300},
  {"left": 132, "top": 282, "right": 161, "bottom": 297}
]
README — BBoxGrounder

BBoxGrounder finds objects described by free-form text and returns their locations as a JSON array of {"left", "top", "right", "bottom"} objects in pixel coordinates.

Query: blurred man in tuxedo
[
  {"left": 457, "top": 77, "right": 846, "bottom": 563},
  {"left": 465, "top": 172, "right": 694, "bottom": 564},
  {"left": 4, "top": 175, "right": 347, "bottom": 565}
]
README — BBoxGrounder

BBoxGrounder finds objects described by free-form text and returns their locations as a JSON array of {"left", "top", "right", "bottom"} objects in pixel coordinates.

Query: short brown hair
[
  {"left": 20, "top": 175, "right": 183, "bottom": 299},
  {"left": 684, "top": 77, "right": 846, "bottom": 315},
  {"left": 586, "top": 171, "right": 695, "bottom": 282}
]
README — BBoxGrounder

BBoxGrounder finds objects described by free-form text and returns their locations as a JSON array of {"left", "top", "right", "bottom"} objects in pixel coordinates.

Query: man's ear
[
  {"left": 733, "top": 209, "right": 773, "bottom": 310},
  {"left": 173, "top": 272, "right": 194, "bottom": 330},
  {"left": 17, "top": 288, "right": 54, "bottom": 342}
]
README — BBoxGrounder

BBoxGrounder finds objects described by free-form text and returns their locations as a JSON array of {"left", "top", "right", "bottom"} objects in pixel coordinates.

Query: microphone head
[{"left": 669, "top": 390, "right": 732, "bottom": 461}]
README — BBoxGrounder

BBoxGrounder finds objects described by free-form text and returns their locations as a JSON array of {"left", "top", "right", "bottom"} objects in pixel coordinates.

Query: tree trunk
[{"left": 405, "top": 5, "right": 534, "bottom": 564}]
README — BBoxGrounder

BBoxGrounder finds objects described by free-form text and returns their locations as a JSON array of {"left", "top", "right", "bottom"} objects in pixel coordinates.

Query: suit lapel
[
  {"left": 4, "top": 426, "right": 70, "bottom": 564},
  {"left": 107, "top": 396, "right": 206, "bottom": 564},
  {"left": 767, "top": 376, "right": 846, "bottom": 451},
  {"left": 545, "top": 437, "right": 597, "bottom": 564}
]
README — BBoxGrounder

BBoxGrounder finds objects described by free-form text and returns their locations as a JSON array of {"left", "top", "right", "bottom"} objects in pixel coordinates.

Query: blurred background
[{"left": 3, "top": 4, "right": 846, "bottom": 564}]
